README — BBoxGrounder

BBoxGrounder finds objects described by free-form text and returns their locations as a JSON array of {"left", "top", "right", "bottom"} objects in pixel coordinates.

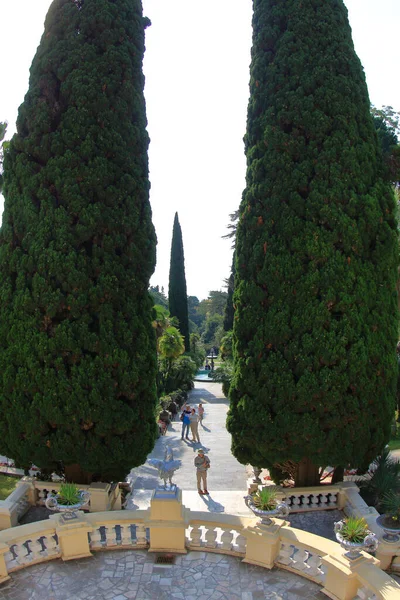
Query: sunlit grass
[{"left": 0, "top": 474, "right": 18, "bottom": 500}]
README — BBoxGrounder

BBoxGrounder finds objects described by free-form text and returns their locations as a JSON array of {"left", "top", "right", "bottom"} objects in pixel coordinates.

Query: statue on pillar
[{"left": 148, "top": 446, "right": 181, "bottom": 489}]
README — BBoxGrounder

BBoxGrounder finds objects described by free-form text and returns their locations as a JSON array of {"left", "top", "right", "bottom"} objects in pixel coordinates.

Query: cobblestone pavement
[
  {"left": 0, "top": 549, "right": 326, "bottom": 600},
  {"left": 288, "top": 509, "right": 344, "bottom": 542}
]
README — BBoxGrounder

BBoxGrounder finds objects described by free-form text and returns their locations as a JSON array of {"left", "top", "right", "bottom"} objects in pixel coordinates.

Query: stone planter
[
  {"left": 45, "top": 490, "right": 90, "bottom": 522},
  {"left": 244, "top": 495, "right": 289, "bottom": 526},
  {"left": 376, "top": 514, "right": 400, "bottom": 543},
  {"left": 334, "top": 520, "right": 378, "bottom": 559}
]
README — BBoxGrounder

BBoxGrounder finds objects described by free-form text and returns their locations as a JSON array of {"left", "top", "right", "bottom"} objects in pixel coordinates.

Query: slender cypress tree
[
  {"left": 168, "top": 213, "right": 190, "bottom": 352},
  {"left": 223, "top": 251, "right": 235, "bottom": 332},
  {"left": 227, "top": 0, "right": 398, "bottom": 486},
  {"left": 0, "top": 0, "right": 157, "bottom": 483}
]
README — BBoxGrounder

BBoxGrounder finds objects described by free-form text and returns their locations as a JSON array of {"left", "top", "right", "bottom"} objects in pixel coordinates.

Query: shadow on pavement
[
  {"left": 189, "top": 386, "right": 229, "bottom": 406},
  {"left": 200, "top": 494, "right": 225, "bottom": 513}
]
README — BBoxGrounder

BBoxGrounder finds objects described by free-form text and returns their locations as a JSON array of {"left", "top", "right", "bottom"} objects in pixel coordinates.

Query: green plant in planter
[
  {"left": 58, "top": 483, "right": 81, "bottom": 506},
  {"left": 381, "top": 491, "right": 400, "bottom": 523},
  {"left": 251, "top": 487, "right": 277, "bottom": 511},
  {"left": 339, "top": 517, "right": 370, "bottom": 543}
]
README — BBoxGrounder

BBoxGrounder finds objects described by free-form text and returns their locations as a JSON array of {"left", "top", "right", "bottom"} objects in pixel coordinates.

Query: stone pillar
[
  {"left": 243, "top": 519, "right": 288, "bottom": 569},
  {"left": 88, "top": 483, "right": 111, "bottom": 512},
  {"left": 50, "top": 512, "right": 93, "bottom": 561},
  {"left": 321, "top": 553, "right": 377, "bottom": 600},
  {"left": 148, "top": 486, "right": 187, "bottom": 554}
]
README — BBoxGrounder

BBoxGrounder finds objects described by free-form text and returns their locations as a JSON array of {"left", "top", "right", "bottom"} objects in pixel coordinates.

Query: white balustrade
[
  {"left": 280, "top": 489, "right": 339, "bottom": 512},
  {"left": 189, "top": 525, "right": 202, "bottom": 547},
  {"left": 276, "top": 541, "right": 325, "bottom": 584},
  {"left": 104, "top": 525, "right": 117, "bottom": 547},
  {"left": 120, "top": 524, "right": 132, "bottom": 546},
  {"left": 205, "top": 527, "right": 218, "bottom": 549},
  {"left": 186, "top": 524, "right": 246, "bottom": 555},
  {"left": 135, "top": 524, "right": 148, "bottom": 547},
  {"left": 90, "top": 527, "right": 103, "bottom": 549},
  {"left": 43, "top": 534, "right": 59, "bottom": 557},
  {"left": 234, "top": 533, "right": 247, "bottom": 554},
  {"left": 220, "top": 530, "right": 234, "bottom": 551}
]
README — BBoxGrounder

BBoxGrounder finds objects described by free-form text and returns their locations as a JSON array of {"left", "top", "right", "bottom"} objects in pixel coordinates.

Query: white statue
[{"left": 148, "top": 445, "right": 181, "bottom": 489}]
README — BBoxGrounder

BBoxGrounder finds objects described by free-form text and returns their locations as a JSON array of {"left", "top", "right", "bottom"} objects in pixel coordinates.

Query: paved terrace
[{"left": 0, "top": 549, "right": 325, "bottom": 600}]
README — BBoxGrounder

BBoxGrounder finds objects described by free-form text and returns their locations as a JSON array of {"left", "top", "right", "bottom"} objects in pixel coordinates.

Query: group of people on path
[{"left": 180, "top": 402, "right": 210, "bottom": 495}]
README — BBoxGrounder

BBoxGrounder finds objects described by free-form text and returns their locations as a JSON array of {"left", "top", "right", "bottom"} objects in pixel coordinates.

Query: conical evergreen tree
[
  {"left": 227, "top": 0, "right": 398, "bottom": 486},
  {"left": 223, "top": 251, "right": 235, "bottom": 332},
  {"left": 0, "top": 0, "right": 157, "bottom": 483},
  {"left": 168, "top": 213, "right": 190, "bottom": 352}
]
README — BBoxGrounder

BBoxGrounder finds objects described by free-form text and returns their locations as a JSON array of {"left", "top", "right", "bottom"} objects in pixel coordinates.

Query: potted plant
[
  {"left": 376, "top": 491, "right": 400, "bottom": 543},
  {"left": 244, "top": 487, "right": 289, "bottom": 525},
  {"left": 334, "top": 517, "right": 378, "bottom": 559},
  {"left": 45, "top": 482, "right": 90, "bottom": 521}
]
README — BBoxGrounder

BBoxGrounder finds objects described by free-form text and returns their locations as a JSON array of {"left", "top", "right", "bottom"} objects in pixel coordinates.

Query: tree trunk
[
  {"left": 294, "top": 457, "right": 320, "bottom": 487},
  {"left": 64, "top": 463, "right": 93, "bottom": 485},
  {"left": 331, "top": 466, "right": 344, "bottom": 484}
]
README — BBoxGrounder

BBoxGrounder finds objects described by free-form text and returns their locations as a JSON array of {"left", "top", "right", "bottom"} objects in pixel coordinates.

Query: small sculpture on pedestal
[{"left": 148, "top": 446, "right": 181, "bottom": 489}]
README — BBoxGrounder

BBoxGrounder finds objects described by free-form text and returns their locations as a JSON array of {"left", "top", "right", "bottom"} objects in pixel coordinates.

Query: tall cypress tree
[
  {"left": 227, "top": 0, "right": 398, "bottom": 486},
  {"left": 223, "top": 251, "right": 236, "bottom": 332},
  {"left": 0, "top": 0, "right": 157, "bottom": 483},
  {"left": 169, "top": 212, "right": 190, "bottom": 351}
]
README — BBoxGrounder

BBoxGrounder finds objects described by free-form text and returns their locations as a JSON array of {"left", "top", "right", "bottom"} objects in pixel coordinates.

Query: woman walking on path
[
  {"left": 198, "top": 403, "right": 204, "bottom": 424},
  {"left": 180, "top": 404, "right": 191, "bottom": 440},
  {"left": 189, "top": 408, "right": 200, "bottom": 443}
]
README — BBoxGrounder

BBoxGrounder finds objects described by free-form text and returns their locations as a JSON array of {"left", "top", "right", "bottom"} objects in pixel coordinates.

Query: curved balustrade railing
[{"left": 0, "top": 507, "right": 397, "bottom": 599}]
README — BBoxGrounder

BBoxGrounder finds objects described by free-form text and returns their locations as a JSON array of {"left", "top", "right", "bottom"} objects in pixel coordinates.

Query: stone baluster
[
  {"left": 310, "top": 494, "right": 320, "bottom": 508},
  {"left": 320, "top": 492, "right": 329, "bottom": 507},
  {"left": 136, "top": 524, "right": 147, "bottom": 547},
  {"left": 104, "top": 525, "right": 117, "bottom": 547},
  {"left": 328, "top": 492, "right": 337, "bottom": 507},
  {"left": 306, "top": 552, "right": 324, "bottom": 582},
  {"left": 90, "top": 527, "right": 103, "bottom": 549},
  {"left": 44, "top": 535, "right": 59, "bottom": 556},
  {"left": 235, "top": 533, "right": 246, "bottom": 554},
  {"left": 292, "top": 495, "right": 302, "bottom": 510},
  {"left": 292, "top": 547, "right": 309, "bottom": 573},
  {"left": 205, "top": 527, "right": 218, "bottom": 549},
  {"left": 120, "top": 524, "right": 132, "bottom": 546},
  {"left": 189, "top": 525, "right": 202, "bottom": 548},
  {"left": 13, "top": 542, "right": 29, "bottom": 566},
  {"left": 220, "top": 530, "right": 233, "bottom": 552},
  {"left": 277, "top": 542, "right": 294, "bottom": 566},
  {"left": 29, "top": 538, "right": 43, "bottom": 561},
  {"left": 5, "top": 547, "right": 17, "bottom": 570}
]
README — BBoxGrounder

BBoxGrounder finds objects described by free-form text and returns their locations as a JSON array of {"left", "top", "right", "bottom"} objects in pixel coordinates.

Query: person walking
[
  {"left": 198, "top": 403, "right": 204, "bottom": 424},
  {"left": 189, "top": 408, "right": 200, "bottom": 443},
  {"left": 180, "top": 404, "right": 191, "bottom": 440},
  {"left": 194, "top": 448, "right": 210, "bottom": 495}
]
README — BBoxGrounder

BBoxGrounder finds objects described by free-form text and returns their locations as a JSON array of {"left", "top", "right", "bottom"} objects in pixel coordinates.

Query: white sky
[{"left": 0, "top": 0, "right": 399, "bottom": 300}]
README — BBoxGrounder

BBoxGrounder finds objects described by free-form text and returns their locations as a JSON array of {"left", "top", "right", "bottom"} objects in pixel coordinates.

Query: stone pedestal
[
  {"left": 148, "top": 486, "right": 187, "bottom": 554},
  {"left": 321, "top": 553, "right": 377, "bottom": 600},
  {"left": 50, "top": 512, "right": 92, "bottom": 561},
  {"left": 243, "top": 520, "right": 288, "bottom": 569}
]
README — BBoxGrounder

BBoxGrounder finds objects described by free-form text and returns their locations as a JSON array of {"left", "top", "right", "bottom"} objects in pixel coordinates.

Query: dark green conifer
[
  {"left": 223, "top": 252, "right": 235, "bottom": 332},
  {"left": 227, "top": 0, "right": 398, "bottom": 486},
  {"left": 168, "top": 213, "right": 190, "bottom": 351},
  {"left": 0, "top": 0, "right": 157, "bottom": 483}
]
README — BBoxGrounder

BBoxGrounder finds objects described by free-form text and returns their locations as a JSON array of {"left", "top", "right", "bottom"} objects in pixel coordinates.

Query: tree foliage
[
  {"left": 227, "top": 0, "right": 398, "bottom": 486},
  {"left": 168, "top": 212, "right": 190, "bottom": 351},
  {"left": 0, "top": 0, "right": 157, "bottom": 483},
  {"left": 0, "top": 122, "right": 8, "bottom": 193}
]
